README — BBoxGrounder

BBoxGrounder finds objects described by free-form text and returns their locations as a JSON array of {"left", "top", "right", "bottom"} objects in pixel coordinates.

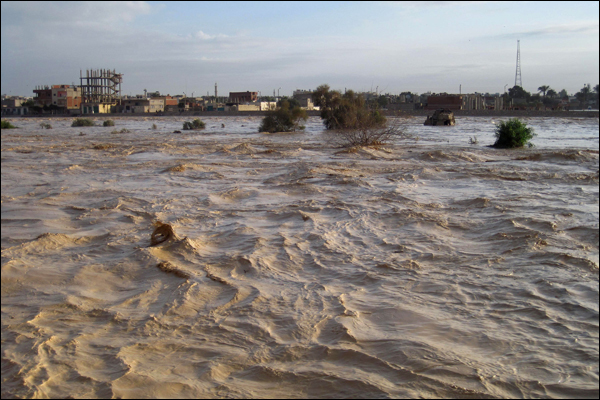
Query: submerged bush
[
  {"left": 40, "top": 122, "right": 52, "bottom": 129},
  {"left": 312, "top": 84, "right": 386, "bottom": 131},
  {"left": 71, "top": 118, "right": 95, "bottom": 127},
  {"left": 1, "top": 120, "right": 17, "bottom": 129},
  {"left": 182, "top": 119, "right": 206, "bottom": 130},
  {"left": 259, "top": 100, "right": 307, "bottom": 133},
  {"left": 103, "top": 119, "right": 115, "bottom": 127},
  {"left": 329, "top": 117, "right": 409, "bottom": 148},
  {"left": 493, "top": 119, "right": 536, "bottom": 148}
]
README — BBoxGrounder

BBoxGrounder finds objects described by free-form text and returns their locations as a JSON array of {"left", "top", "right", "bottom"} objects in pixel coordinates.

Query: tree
[
  {"left": 1, "top": 120, "right": 18, "bottom": 129},
  {"left": 277, "top": 96, "right": 300, "bottom": 109},
  {"left": 377, "top": 95, "right": 388, "bottom": 109},
  {"left": 182, "top": 119, "right": 205, "bottom": 130},
  {"left": 537, "top": 85, "right": 550, "bottom": 97},
  {"left": 543, "top": 89, "right": 559, "bottom": 107},
  {"left": 258, "top": 100, "right": 307, "bottom": 133},
  {"left": 312, "top": 84, "right": 408, "bottom": 148},
  {"left": 493, "top": 119, "right": 536, "bottom": 148},
  {"left": 312, "top": 84, "right": 386, "bottom": 130},
  {"left": 558, "top": 89, "right": 569, "bottom": 100},
  {"left": 328, "top": 117, "right": 408, "bottom": 148},
  {"left": 508, "top": 85, "right": 530, "bottom": 99},
  {"left": 576, "top": 84, "right": 591, "bottom": 108}
]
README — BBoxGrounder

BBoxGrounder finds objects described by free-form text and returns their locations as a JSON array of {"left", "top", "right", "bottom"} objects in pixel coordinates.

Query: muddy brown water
[{"left": 2, "top": 116, "right": 598, "bottom": 398}]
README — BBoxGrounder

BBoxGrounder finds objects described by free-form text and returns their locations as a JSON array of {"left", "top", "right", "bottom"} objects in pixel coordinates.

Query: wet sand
[{"left": 2, "top": 116, "right": 598, "bottom": 398}]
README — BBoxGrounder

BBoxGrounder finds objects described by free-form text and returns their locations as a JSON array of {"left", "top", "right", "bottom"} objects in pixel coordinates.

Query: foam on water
[{"left": 2, "top": 116, "right": 598, "bottom": 398}]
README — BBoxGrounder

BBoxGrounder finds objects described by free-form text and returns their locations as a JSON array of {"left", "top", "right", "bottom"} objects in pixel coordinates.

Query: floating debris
[
  {"left": 150, "top": 221, "right": 176, "bottom": 246},
  {"left": 424, "top": 109, "right": 456, "bottom": 126},
  {"left": 156, "top": 261, "right": 190, "bottom": 279}
]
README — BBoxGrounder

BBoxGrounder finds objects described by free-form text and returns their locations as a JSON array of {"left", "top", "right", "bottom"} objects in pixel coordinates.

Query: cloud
[
  {"left": 193, "top": 30, "right": 229, "bottom": 41},
  {"left": 383, "top": 1, "right": 502, "bottom": 9},
  {"left": 1, "top": 1, "right": 153, "bottom": 25},
  {"left": 1, "top": 1, "right": 597, "bottom": 96},
  {"left": 486, "top": 21, "right": 599, "bottom": 40}
]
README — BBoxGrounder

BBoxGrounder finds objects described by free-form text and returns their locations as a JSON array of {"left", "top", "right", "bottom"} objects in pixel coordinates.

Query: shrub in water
[
  {"left": 182, "top": 119, "right": 206, "bottom": 130},
  {"left": 40, "top": 122, "right": 52, "bottom": 129},
  {"left": 1, "top": 120, "right": 17, "bottom": 129},
  {"left": 259, "top": 100, "right": 307, "bottom": 133},
  {"left": 493, "top": 119, "right": 536, "bottom": 148},
  {"left": 103, "top": 120, "right": 115, "bottom": 127},
  {"left": 72, "top": 118, "right": 95, "bottom": 127},
  {"left": 312, "top": 84, "right": 386, "bottom": 131}
]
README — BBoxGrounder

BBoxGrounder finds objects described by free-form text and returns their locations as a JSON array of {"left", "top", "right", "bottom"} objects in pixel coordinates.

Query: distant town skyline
[{"left": 1, "top": 1, "right": 598, "bottom": 97}]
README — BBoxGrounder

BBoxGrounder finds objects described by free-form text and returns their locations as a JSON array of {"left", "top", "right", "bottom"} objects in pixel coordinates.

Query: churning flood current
[{"left": 1, "top": 115, "right": 598, "bottom": 398}]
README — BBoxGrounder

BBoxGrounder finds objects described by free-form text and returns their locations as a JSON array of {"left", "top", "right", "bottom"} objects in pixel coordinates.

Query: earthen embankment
[{"left": 5, "top": 109, "right": 598, "bottom": 118}]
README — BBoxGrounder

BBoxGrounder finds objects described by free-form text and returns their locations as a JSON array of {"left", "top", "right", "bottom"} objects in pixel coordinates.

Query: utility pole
[{"left": 514, "top": 40, "right": 522, "bottom": 88}]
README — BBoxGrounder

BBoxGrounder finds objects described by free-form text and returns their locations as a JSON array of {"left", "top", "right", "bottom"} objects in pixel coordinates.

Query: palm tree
[
  {"left": 546, "top": 89, "right": 557, "bottom": 98},
  {"left": 537, "top": 85, "right": 550, "bottom": 97},
  {"left": 581, "top": 84, "right": 591, "bottom": 102},
  {"left": 576, "top": 84, "right": 591, "bottom": 108}
]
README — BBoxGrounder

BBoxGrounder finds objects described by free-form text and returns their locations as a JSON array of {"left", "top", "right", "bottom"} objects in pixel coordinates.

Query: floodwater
[{"left": 1, "top": 115, "right": 598, "bottom": 398}]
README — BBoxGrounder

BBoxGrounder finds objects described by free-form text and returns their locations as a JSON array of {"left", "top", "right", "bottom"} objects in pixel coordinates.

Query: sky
[{"left": 1, "top": 1, "right": 598, "bottom": 98}]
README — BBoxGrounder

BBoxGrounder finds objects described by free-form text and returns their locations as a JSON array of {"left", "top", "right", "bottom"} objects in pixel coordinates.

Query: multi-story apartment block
[
  {"left": 32, "top": 84, "right": 81, "bottom": 112},
  {"left": 33, "top": 85, "right": 53, "bottom": 108},
  {"left": 51, "top": 85, "right": 81, "bottom": 110}
]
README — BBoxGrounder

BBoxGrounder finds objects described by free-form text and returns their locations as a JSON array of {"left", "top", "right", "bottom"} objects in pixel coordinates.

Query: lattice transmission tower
[{"left": 514, "top": 40, "right": 522, "bottom": 88}]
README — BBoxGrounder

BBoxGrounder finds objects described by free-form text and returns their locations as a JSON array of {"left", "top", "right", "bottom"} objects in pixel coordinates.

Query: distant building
[
  {"left": 461, "top": 93, "right": 484, "bottom": 110},
  {"left": 1, "top": 96, "right": 30, "bottom": 116},
  {"left": 120, "top": 96, "right": 164, "bottom": 113},
  {"left": 33, "top": 85, "right": 53, "bottom": 108},
  {"left": 426, "top": 93, "right": 503, "bottom": 111},
  {"left": 258, "top": 101, "right": 277, "bottom": 111},
  {"left": 51, "top": 85, "right": 81, "bottom": 110},
  {"left": 153, "top": 95, "right": 179, "bottom": 112},
  {"left": 31, "top": 84, "right": 81, "bottom": 113},
  {"left": 426, "top": 94, "right": 463, "bottom": 110},
  {"left": 483, "top": 94, "right": 504, "bottom": 110},
  {"left": 80, "top": 69, "right": 123, "bottom": 114},
  {"left": 180, "top": 97, "right": 205, "bottom": 111},
  {"left": 292, "top": 90, "right": 317, "bottom": 110},
  {"left": 2, "top": 97, "right": 25, "bottom": 108},
  {"left": 229, "top": 91, "right": 258, "bottom": 103},
  {"left": 234, "top": 104, "right": 260, "bottom": 111}
]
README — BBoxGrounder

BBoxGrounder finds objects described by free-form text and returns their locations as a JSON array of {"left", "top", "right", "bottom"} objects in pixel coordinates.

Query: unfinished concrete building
[{"left": 79, "top": 69, "right": 123, "bottom": 114}]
